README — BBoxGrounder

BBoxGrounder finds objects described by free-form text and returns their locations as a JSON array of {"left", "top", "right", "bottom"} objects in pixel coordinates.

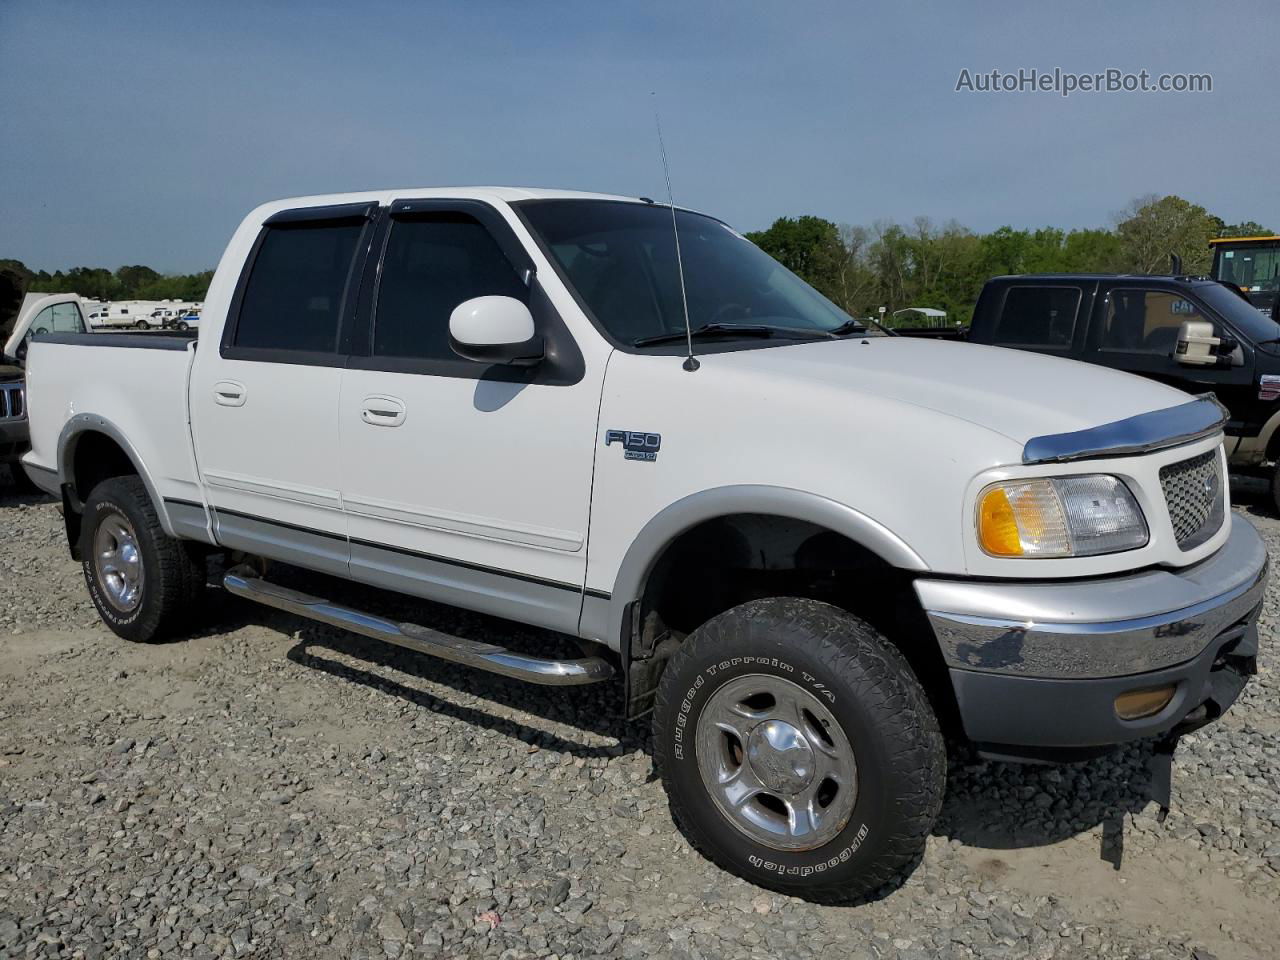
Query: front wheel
[
  {"left": 653, "top": 598, "right": 945, "bottom": 901},
  {"left": 80, "top": 475, "right": 205, "bottom": 642}
]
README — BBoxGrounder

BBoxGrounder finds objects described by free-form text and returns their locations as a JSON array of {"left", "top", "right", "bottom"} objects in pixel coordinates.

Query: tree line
[
  {"left": 745, "top": 194, "right": 1272, "bottom": 325},
  {"left": 0, "top": 259, "right": 213, "bottom": 306}
]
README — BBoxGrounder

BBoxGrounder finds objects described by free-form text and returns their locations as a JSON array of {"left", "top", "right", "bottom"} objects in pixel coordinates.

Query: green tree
[
  {"left": 1217, "top": 220, "right": 1274, "bottom": 238},
  {"left": 0, "top": 260, "right": 32, "bottom": 338},
  {"left": 1059, "top": 228, "right": 1123, "bottom": 272},
  {"left": 746, "top": 216, "right": 848, "bottom": 298},
  {"left": 115, "top": 264, "right": 161, "bottom": 295},
  {"left": 1115, "top": 194, "right": 1219, "bottom": 275}
]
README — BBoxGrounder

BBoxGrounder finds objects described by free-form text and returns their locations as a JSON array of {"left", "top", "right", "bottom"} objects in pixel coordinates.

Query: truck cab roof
[
  {"left": 252, "top": 186, "right": 653, "bottom": 218},
  {"left": 988, "top": 273, "right": 1220, "bottom": 286}
]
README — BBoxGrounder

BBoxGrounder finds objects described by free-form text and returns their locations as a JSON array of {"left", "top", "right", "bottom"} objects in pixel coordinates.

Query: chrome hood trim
[{"left": 1022, "top": 394, "right": 1228, "bottom": 465}]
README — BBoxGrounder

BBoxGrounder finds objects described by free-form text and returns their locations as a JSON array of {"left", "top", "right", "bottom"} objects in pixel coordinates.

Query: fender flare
[
  {"left": 586, "top": 484, "right": 929, "bottom": 649},
  {"left": 57, "top": 413, "right": 177, "bottom": 537},
  {"left": 1255, "top": 407, "right": 1280, "bottom": 462}
]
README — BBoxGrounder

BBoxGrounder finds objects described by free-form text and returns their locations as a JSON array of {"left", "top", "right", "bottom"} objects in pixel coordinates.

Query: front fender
[{"left": 579, "top": 484, "right": 928, "bottom": 649}]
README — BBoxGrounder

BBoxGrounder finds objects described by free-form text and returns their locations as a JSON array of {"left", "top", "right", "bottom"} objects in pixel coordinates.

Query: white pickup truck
[{"left": 21, "top": 188, "right": 1267, "bottom": 900}]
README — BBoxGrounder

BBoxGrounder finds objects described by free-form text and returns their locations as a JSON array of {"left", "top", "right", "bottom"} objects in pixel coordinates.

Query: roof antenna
[{"left": 653, "top": 98, "right": 699, "bottom": 372}]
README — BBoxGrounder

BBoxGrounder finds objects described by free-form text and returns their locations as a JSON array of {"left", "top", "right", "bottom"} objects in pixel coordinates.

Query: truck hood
[{"left": 707, "top": 336, "right": 1192, "bottom": 446}]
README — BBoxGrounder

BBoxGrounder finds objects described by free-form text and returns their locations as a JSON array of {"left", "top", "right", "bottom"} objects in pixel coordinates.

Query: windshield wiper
[
  {"left": 829, "top": 319, "right": 869, "bottom": 336},
  {"left": 633, "top": 323, "right": 837, "bottom": 347}
]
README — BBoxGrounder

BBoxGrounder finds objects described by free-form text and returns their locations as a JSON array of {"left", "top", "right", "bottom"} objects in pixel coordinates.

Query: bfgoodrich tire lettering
[
  {"left": 653, "top": 597, "right": 945, "bottom": 901},
  {"left": 80, "top": 475, "right": 204, "bottom": 643}
]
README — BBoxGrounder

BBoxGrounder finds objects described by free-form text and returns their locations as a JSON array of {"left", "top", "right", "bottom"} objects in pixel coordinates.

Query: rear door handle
[
  {"left": 213, "top": 381, "right": 246, "bottom": 407},
  {"left": 361, "top": 395, "right": 406, "bottom": 427}
]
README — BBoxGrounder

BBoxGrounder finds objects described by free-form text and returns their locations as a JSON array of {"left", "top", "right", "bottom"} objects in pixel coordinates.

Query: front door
[
  {"left": 1082, "top": 283, "right": 1255, "bottom": 429},
  {"left": 190, "top": 203, "right": 376, "bottom": 575},
  {"left": 338, "top": 200, "right": 603, "bottom": 634}
]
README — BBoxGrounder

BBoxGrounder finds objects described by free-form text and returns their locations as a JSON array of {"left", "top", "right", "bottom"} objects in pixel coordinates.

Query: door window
[
  {"left": 991, "top": 286, "right": 1081, "bottom": 349},
  {"left": 28, "top": 303, "right": 84, "bottom": 335},
  {"left": 1099, "top": 289, "right": 1203, "bottom": 355},
  {"left": 372, "top": 213, "right": 527, "bottom": 360},
  {"left": 232, "top": 220, "right": 366, "bottom": 354}
]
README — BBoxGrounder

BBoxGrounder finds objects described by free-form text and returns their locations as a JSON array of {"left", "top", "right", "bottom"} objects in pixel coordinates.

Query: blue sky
[{"left": 2, "top": 0, "right": 1277, "bottom": 272}]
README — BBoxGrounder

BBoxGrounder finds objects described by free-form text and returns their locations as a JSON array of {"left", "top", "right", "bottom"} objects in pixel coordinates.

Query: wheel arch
[
  {"left": 57, "top": 414, "right": 177, "bottom": 554},
  {"left": 587, "top": 484, "right": 928, "bottom": 645}
]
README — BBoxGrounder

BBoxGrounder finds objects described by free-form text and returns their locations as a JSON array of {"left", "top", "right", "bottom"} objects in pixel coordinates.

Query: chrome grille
[
  {"left": 0, "top": 383, "right": 23, "bottom": 421},
  {"left": 1160, "top": 450, "right": 1225, "bottom": 551}
]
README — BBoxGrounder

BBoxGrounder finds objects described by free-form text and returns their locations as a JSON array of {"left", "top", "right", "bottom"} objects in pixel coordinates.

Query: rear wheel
[
  {"left": 653, "top": 597, "right": 945, "bottom": 901},
  {"left": 80, "top": 475, "right": 204, "bottom": 642}
]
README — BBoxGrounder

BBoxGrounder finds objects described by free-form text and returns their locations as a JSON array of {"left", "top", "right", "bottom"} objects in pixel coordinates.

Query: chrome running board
[{"left": 223, "top": 569, "right": 614, "bottom": 686}]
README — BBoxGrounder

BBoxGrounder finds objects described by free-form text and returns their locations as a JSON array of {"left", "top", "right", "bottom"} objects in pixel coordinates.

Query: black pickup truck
[{"left": 917, "top": 274, "right": 1280, "bottom": 509}]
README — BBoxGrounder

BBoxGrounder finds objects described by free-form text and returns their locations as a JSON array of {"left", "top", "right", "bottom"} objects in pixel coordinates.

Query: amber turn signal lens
[
  {"left": 977, "top": 487, "right": 1023, "bottom": 556},
  {"left": 1114, "top": 685, "right": 1176, "bottom": 721}
]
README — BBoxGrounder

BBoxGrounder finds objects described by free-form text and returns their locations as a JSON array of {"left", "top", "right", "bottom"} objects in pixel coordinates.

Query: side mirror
[
  {"left": 1175, "top": 319, "right": 1221, "bottom": 366},
  {"left": 448, "top": 296, "right": 543, "bottom": 367}
]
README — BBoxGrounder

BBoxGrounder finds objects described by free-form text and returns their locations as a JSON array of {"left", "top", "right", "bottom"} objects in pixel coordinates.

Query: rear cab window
[
  {"left": 223, "top": 204, "right": 373, "bottom": 362},
  {"left": 989, "top": 285, "right": 1082, "bottom": 350}
]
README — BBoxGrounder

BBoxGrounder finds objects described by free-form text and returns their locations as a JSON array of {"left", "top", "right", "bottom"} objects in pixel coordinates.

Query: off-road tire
[
  {"left": 80, "top": 475, "right": 205, "bottom": 642},
  {"left": 653, "top": 597, "right": 946, "bottom": 901}
]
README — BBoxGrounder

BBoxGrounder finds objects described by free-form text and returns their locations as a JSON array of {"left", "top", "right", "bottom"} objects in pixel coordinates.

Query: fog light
[{"left": 1114, "top": 685, "right": 1176, "bottom": 721}]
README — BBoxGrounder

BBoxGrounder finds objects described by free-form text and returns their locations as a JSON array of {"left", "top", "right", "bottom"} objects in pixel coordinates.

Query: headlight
[{"left": 977, "top": 475, "right": 1148, "bottom": 558}]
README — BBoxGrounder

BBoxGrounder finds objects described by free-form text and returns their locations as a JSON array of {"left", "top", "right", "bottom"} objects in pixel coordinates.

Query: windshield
[
  {"left": 1214, "top": 243, "right": 1280, "bottom": 291},
  {"left": 519, "top": 200, "right": 885, "bottom": 347},
  {"left": 1195, "top": 281, "right": 1280, "bottom": 348}
]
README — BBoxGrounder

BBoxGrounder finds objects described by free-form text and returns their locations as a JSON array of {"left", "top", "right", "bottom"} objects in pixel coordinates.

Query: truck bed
[{"left": 23, "top": 332, "right": 205, "bottom": 518}]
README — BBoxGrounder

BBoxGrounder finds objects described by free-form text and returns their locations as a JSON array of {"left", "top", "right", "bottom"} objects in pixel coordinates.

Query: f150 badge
[{"left": 605, "top": 429, "right": 661, "bottom": 462}]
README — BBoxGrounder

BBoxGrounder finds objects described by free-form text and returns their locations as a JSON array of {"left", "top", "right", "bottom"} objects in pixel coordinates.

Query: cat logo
[{"left": 605, "top": 430, "right": 661, "bottom": 462}]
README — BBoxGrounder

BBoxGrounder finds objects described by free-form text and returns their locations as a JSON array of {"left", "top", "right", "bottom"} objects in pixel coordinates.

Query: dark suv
[{"left": 962, "top": 274, "right": 1280, "bottom": 508}]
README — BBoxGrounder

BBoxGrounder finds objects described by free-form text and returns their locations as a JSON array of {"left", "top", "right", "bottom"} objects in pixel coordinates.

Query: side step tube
[{"left": 223, "top": 570, "right": 614, "bottom": 686}]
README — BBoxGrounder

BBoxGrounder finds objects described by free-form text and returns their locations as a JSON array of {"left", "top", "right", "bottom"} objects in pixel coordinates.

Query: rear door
[
  {"left": 972, "top": 280, "right": 1093, "bottom": 359},
  {"left": 189, "top": 202, "right": 376, "bottom": 575},
  {"left": 337, "top": 199, "right": 601, "bottom": 634}
]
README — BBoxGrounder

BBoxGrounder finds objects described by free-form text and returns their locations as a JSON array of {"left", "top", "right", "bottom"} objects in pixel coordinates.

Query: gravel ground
[{"left": 2, "top": 467, "right": 1279, "bottom": 959}]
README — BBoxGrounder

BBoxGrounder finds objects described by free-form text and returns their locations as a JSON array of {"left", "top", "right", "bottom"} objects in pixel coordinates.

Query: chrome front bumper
[
  {"left": 914, "top": 514, "right": 1267, "bottom": 754},
  {"left": 915, "top": 514, "right": 1267, "bottom": 680}
]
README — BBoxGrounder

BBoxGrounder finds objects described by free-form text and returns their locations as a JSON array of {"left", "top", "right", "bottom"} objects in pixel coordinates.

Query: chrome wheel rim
[
  {"left": 696, "top": 673, "right": 857, "bottom": 852},
  {"left": 93, "top": 511, "right": 144, "bottom": 612}
]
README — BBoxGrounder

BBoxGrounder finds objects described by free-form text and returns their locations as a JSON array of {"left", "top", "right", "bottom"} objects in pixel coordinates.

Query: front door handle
[
  {"left": 213, "top": 380, "right": 246, "bottom": 407},
  {"left": 361, "top": 395, "right": 406, "bottom": 427}
]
